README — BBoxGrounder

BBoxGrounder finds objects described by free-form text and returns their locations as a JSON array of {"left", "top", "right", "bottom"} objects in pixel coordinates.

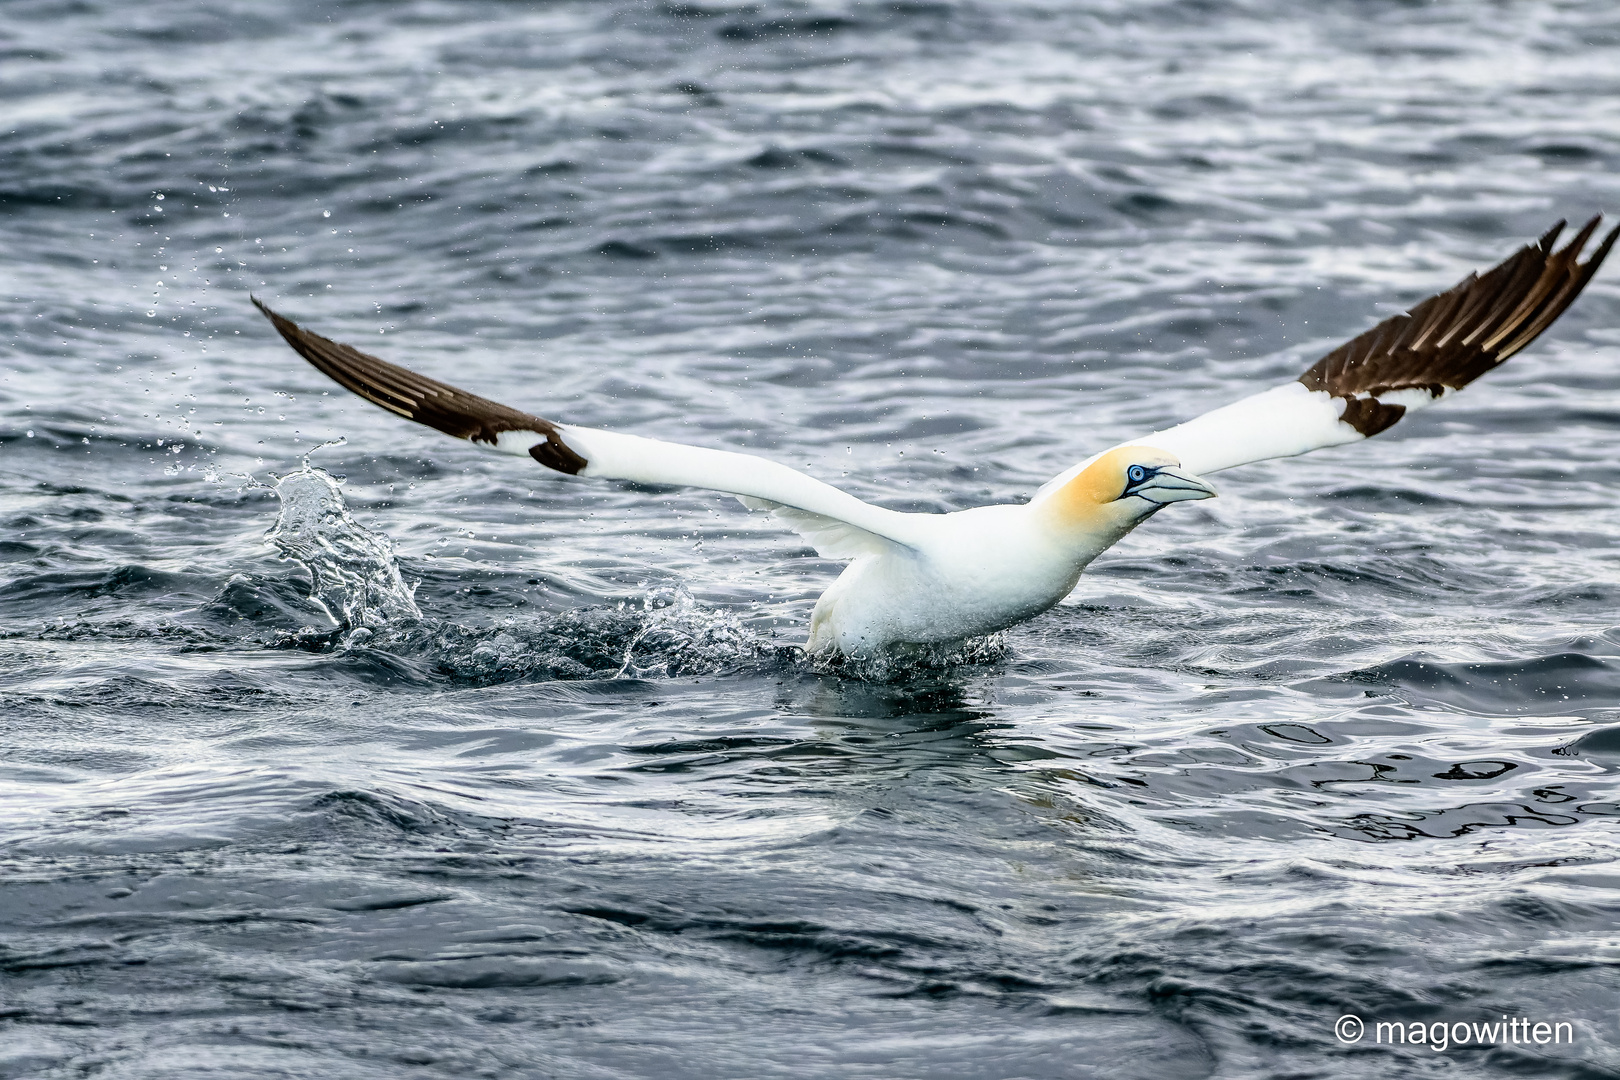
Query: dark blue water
[{"left": 5, "top": 2, "right": 1620, "bottom": 1076}]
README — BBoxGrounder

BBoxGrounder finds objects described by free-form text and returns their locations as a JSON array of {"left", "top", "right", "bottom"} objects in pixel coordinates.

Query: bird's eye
[{"left": 1127, "top": 465, "right": 1148, "bottom": 484}]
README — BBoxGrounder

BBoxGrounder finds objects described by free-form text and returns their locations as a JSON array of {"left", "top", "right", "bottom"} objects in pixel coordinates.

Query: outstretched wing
[
  {"left": 253, "top": 299, "right": 919, "bottom": 559},
  {"left": 1039, "top": 215, "right": 1617, "bottom": 494}
]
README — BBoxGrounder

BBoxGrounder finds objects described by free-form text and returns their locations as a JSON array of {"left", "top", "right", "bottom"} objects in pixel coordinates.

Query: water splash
[
  {"left": 256, "top": 463, "right": 966, "bottom": 683},
  {"left": 612, "top": 586, "right": 776, "bottom": 678},
  {"left": 255, "top": 463, "right": 783, "bottom": 678},
  {"left": 421, "top": 589, "right": 783, "bottom": 684},
  {"left": 266, "top": 465, "right": 421, "bottom": 632},
  {"left": 812, "top": 633, "right": 1010, "bottom": 682}
]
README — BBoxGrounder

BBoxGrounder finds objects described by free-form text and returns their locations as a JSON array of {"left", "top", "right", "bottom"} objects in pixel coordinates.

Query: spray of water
[
  {"left": 612, "top": 586, "right": 772, "bottom": 678},
  {"left": 254, "top": 457, "right": 994, "bottom": 682},
  {"left": 266, "top": 463, "right": 421, "bottom": 633},
  {"left": 810, "top": 633, "right": 1009, "bottom": 681}
]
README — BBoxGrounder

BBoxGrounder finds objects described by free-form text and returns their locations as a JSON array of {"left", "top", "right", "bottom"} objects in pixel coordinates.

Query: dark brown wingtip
[
  {"left": 252, "top": 297, "right": 310, "bottom": 356},
  {"left": 1296, "top": 215, "right": 1614, "bottom": 436},
  {"left": 1586, "top": 220, "right": 1619, "bottom": 280},
  {"left": 1556, "top": 214, "right": 1603, "bottom": 260},
  {"left": 250, "top": 297, "right": 587, "bottom": 476}
]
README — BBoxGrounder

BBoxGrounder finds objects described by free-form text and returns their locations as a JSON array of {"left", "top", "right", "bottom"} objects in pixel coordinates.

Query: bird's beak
[{"left": 1131, "top": 466, "right": 1216, "bottom": 505}]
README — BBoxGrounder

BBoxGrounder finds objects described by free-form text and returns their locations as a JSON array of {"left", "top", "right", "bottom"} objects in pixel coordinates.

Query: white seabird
[{"left": 255, "top": 216, "right": 1617, "bottom": 658}]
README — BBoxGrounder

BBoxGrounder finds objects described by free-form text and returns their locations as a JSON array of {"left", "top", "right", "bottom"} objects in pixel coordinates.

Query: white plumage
[{"left": 254, "top": 216, "right": 1616, "bottom": 658}]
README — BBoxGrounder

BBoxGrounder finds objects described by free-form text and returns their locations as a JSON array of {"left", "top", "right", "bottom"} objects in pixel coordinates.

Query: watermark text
[{"left": 1335, "top": 1014, "right": 1573, "bottom": 1052}]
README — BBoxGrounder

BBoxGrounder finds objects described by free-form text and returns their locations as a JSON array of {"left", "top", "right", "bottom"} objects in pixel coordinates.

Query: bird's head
[{"left": 1040, "top": 445, "right": 1216, "bottom": 544}]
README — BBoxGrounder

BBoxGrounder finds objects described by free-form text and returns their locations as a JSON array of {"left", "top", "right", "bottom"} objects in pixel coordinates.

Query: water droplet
[{"left": 322, "top": 210, "right": 332, "bottom": 218}]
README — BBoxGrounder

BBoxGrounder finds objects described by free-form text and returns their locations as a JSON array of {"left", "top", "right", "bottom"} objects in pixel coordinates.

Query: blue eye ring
[{"left": 1127, "top": 464, "right": 1148, "bottom": 485}]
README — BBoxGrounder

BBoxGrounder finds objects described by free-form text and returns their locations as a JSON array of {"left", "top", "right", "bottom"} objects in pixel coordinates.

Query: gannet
[{"left": 254, "top": 216, "right": 1616, "bottom": 658}]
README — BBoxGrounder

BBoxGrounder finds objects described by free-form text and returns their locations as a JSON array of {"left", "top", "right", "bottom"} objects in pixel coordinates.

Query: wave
[{"left": 1337, "top": 652, "right": 1620, "bottom": 713}]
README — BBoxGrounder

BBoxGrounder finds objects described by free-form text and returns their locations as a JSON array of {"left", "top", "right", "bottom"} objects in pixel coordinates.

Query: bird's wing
[
  {"left": 1037, "top": 215, "right": 1617, "bottom": 496},
  {"left": 253, "top": 299, "right": 919, "bottom": 560}
]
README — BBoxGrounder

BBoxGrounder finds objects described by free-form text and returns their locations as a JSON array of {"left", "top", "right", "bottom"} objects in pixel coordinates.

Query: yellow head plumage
[{"left": 1040, "top": 446, "right": 1216, "bottom": 535}]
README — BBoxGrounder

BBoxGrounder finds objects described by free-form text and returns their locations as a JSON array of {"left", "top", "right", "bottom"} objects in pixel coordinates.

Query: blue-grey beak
[{"left": 1126, "top": 465, "right": 1217, "bottom": 505}]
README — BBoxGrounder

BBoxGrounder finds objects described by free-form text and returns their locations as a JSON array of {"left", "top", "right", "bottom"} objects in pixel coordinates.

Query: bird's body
[
  {"left": 254, "top": 216, "right": 1616, "bottom": 658},
  {"left": 803, "top": 447, "right": 1214, "bottom": 654},
  {"left": 807, "top": 502, "right": 1083, "bottom": 656}
]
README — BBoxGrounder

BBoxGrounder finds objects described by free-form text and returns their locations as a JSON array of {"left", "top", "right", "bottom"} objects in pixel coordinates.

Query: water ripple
[{"left": 5, "top": 1, "right": 1620, "bottom": 1076}]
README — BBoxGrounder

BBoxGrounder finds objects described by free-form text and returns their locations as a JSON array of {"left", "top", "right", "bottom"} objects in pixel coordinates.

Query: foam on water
[{"left": 414, "top": 590, "right": 787, "bottom": 684}]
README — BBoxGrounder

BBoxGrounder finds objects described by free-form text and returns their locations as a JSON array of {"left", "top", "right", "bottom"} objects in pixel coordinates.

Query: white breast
[{"left": 806, "top": 503, "right": 1084, "bottom": 655}]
